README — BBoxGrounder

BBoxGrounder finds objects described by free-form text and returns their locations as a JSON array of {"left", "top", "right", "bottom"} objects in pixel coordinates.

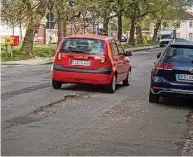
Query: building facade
[{"left": 177, "top": 12, "right": 193, "bottom": 40}]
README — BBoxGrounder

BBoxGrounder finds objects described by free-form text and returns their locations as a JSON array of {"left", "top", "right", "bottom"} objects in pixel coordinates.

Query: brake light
[
  {"left": 155, "top": 63, "right": 174, "bottom": 70},
  {"left": 57, "top": 53, "right": 62, "bottom": 61},
  {"left": 100, "top": 55, "right": 111, "bottom": 64},
  {"left": 101, "top": 56, "right": 105, "bottom": 63}
]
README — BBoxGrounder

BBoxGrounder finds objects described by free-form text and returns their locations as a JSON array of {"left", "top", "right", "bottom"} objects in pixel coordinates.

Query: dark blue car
[{"left": 149, "top": 42, "right": 193, "bottom": 103}]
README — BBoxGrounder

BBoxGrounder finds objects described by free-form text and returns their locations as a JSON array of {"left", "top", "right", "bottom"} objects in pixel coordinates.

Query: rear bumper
[
  {"left": 151, "top": 76, "right": 193, "bottom": 98},
  {"left": 52, "top": 64, "right": 113, "bottom": 84},
  {"left": 151, "top": 87, "right": 193, "bottom": 98}
]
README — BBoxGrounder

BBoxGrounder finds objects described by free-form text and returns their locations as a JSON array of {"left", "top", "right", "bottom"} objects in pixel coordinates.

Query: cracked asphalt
[{"left": 1, "top": 48, "right": 193, "bottom": 156}]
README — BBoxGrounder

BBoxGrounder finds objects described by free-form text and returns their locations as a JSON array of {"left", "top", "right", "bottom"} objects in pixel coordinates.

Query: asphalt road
[{"left": 1, "top": 48, "right": 193, "bottom": 156}]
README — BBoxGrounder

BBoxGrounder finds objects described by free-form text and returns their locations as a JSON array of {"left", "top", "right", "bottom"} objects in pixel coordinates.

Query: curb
[{"left": 125, "top": 45, "right": 159, "bottom": 52}]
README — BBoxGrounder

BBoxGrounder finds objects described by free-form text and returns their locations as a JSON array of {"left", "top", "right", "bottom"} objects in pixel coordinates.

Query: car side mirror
[
  {"left": 125, "top": 51, "right": 132, "bottom": 56},
  {"left": 157, "top": 52, "right": 161, "bottom": 59}
]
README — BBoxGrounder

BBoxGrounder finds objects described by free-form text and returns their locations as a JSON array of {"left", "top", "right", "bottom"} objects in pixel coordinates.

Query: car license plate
[
  {"left": 178, "top": 74, "right": 193, "bottom": 81},
  {"left": 70, "top": 60, "right": 91, "bottom": 66}
]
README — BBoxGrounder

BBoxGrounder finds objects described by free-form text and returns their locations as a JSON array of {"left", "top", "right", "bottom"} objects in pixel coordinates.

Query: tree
[
  {"left": 20, "top": 0, "right": 47, "bottom": 56},
  {"left": 1, "top": 0, "right": 27, "bottom": 35},
  {"left": 55, "top": 0, "right": 68, "bottom": 45},
  {"left": 149, "top": 0, "right": 192, "bottom": 44}
]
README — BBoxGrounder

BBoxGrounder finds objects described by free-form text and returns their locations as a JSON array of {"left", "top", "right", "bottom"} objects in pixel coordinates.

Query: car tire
[
  {"left": 123, "top": 70, "right": 131, "bottom": 86},
  {"left": 52, "top": 80, "right": 62, "bottom": 89},
  {"left": 106, "top": 75, "right": 116, "bottom": 93},
  {"left": 149, "top": 89, "right": 159, "bottom": 103}
]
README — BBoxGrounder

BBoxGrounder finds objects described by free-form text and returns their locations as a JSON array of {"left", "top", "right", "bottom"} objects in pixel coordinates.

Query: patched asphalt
[{"left": 1, "top": 48, "right": 193, "bottom": 156}]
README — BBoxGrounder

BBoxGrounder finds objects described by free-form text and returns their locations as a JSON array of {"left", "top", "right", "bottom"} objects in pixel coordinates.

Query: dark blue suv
[{"left": 149, "top": 42, "right": 193, "bottom": 103}]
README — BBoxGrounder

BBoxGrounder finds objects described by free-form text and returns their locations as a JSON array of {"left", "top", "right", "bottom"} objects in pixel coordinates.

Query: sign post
[
  {"left": 46, "top": 0, "right": 54, "bottom": 44},
  {"left": 4, "top": 36, "right": 19, "bottom": 57}
]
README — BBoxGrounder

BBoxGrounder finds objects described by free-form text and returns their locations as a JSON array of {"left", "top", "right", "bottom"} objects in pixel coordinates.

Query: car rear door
[
  {"left": 59, "top": 38, "right": 106, "bottom": 70},
  {"left": 115, "top": 39, "right": 130, "bottom": 81},
  {"left": 110, "top": 39, "right": 123, "bottom": 82},
  {"left": 158, "top": 44, "right": 193, "bottom": 90}
]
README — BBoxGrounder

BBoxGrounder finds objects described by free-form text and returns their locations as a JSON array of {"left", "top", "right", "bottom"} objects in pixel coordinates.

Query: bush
[
  {"left": 1, "top": 44, "right": 57, "bottom": 61},
  {"left": 142, "top": 34, "right": 152, "bottom": 45}
]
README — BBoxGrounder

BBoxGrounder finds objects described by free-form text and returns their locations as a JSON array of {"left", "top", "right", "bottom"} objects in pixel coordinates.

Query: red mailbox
[{"left": 11, "top": 36, "right": 19, "bottom": 46}]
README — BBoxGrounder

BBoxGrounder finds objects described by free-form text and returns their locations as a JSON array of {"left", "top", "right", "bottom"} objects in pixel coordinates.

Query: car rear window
[
  {"left": 161, "top": 35, "right": 171, "bottom": 39},
  {"left": 165, "top": 46, "right": 193, "bottom": 63},
  {"left": 61, "top": 38, "right": 105, "bottom": 55}
]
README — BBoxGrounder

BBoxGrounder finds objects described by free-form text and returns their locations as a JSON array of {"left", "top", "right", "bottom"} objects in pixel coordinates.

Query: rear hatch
[
  {"left": 157, "top": 44, "right": 193, "bottom": 90},
  {"left": 58, "top": 38, "right": 110, "bottom": 70}
]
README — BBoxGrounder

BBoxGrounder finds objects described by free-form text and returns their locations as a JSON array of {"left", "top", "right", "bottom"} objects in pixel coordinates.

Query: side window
[
  {"left": 115, "top": 40, "right": 125, "bottom": 55},
  {"left": 111, "top": 40, "right": 119, "bottom": 56}
]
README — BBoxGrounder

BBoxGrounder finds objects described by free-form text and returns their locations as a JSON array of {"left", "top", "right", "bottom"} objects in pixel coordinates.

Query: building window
[
  {"left": 189, "top": 21, "right": 193, "bottom": 28},
  {"left": 189, "top": 33, "right": 193, "bottom": 40}
]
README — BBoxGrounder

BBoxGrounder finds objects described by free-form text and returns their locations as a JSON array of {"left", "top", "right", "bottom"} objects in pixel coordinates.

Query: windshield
[
  {"left": 61, "top": 38, "right": 105, "bottom": 54},
  {"left": 161, "top": 35, "right": 171, "bottom": 39},
  {"left": 165, "top": 46, "right": 193, "bottom": 63}
]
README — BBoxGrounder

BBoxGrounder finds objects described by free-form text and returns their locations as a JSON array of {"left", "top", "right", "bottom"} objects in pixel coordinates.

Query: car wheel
[
  {"left": 52, "top": 80, "right": 62, "bottom": 89},
  {"left": 106, "top": 75, "right": 116, "bottom": 93},
  {"left": 123, "top": 70, "right": 131, "bottom": 86},
  {"left": 149, "top": 89, "right": 159, "bottom": 103}
]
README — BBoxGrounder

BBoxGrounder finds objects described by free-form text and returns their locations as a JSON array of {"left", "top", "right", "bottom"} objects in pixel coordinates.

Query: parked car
[
  {"left": 51, "top": 35, "right": 132, "bottom": 93},
  {"left": 149, "top": 42, "right": 193, "bottom": 103},
  {"left": 167, "top": 38, "right": 188, "bottom": 46}
]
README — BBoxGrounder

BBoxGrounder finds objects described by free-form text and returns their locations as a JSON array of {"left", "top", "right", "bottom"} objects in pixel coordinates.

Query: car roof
[
  {"left": 170, "top": 42, "right": 193, "bottom": 47},
  {"left": 64, "top": 34, "right": 113, "bottom": 41}
]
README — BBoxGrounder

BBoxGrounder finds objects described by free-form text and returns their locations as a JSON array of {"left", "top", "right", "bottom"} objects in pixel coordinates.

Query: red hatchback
[{"left": 51, "top": 35, "right": 132, "bottom": 93}]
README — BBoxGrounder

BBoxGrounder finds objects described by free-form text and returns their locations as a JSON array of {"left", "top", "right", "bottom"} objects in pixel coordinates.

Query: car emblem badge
[{"left": 189, "top": 68, "right": 193, "bottom": 73}]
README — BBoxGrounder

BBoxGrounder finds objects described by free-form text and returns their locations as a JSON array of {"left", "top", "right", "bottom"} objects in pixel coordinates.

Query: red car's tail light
[
  {"left": 100, "top": 56, "right": 105, "bottom": 63},
  {"left": 57, "top": 53, "right": 62, "bottom": 61}
]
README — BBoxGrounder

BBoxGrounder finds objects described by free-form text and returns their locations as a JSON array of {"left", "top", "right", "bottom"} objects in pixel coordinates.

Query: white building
[{"left": 177, "top": 12, "right": 193, "bottom": 40}]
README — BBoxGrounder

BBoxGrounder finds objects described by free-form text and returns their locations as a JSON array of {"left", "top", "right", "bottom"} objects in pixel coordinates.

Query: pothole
[{"left": 3, "top": 93, "right": 91, "bottom": 130}]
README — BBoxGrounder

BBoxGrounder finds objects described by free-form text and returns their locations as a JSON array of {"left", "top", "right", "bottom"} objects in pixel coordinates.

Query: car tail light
[
  {"left": 100, "top": 55, "right": 111, "bottom": 64},
  {"left": 156, "top": 63, "right": 174, "bottom": 70},
  {"left": 100, "top": 56, "right": 105, "bottom": 63},
  {"left": 57, "top": 53, "right": 62, "bottom": 61},
  {"left": 152, "top": 63, "right": 174, "bottom": 77}
]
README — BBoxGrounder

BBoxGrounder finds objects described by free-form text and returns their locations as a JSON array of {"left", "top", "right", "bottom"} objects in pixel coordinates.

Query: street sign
[
  {"left": 46, "top": 22, "right": 55, "bottom": 29},
  {"left": 5, "top": 36, "right": 14, "bottom": 45},
  {"left": 46, "top": 13, "right": 54, "bottom": 21},
  {"left": 11, "top": 36, "right": 19, "bottom": 46}
]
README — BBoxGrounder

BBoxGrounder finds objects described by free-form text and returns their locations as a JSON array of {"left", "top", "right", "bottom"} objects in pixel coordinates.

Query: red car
[{"left": 51, "top": 35, "right": 132, "bottom": 93}]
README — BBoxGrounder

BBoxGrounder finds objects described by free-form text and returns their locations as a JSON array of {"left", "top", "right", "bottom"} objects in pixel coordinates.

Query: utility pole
[{"left": 46, "top": 0, "right": 54, "bottom": 44}]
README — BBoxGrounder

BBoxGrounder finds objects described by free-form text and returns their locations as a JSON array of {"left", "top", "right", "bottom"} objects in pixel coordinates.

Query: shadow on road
[
  {"left": 60, "top": 84, "right": 125, "bottom": 93},
  {"left": 159, "top": 97, "right": 193, "bottom": 110}
]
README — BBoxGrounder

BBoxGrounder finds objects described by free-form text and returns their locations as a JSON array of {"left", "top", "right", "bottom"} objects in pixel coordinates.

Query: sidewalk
[
  {"left": 1, "top": 57, "right": 54, "bottom": 65},
  {"left": 1, "top": 45, "right": 159, "bottom": 65}
]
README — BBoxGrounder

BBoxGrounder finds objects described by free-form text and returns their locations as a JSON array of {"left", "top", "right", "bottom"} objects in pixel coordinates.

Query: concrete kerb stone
[{"left": 125, "top": 45, "right": 159, "bottom": 52}]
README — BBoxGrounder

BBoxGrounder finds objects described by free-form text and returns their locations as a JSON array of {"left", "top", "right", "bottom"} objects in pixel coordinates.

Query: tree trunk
[
  {"left": 152, "top": 21, "right": 161, "bottom": 44},
  {"left": 20, "top": 1, "right": 47, "bottom": 56},
  {"left": 57, "top": 10, "right": 65, "bottom": 46},
  {"left": 117, "top": 11, "right": 122, "bottom": 41},
  {"left": 103, "top": 17, "right": 109, "bottom": 36},
  {"left": 136, "top": 21, "right": 143, "bottom": 45},
  {"left": 56, "top": 0, "right": 67, "bottom": 45},
  {"left": 128, "top": 16, "right": 136, "bottom": 47}
]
